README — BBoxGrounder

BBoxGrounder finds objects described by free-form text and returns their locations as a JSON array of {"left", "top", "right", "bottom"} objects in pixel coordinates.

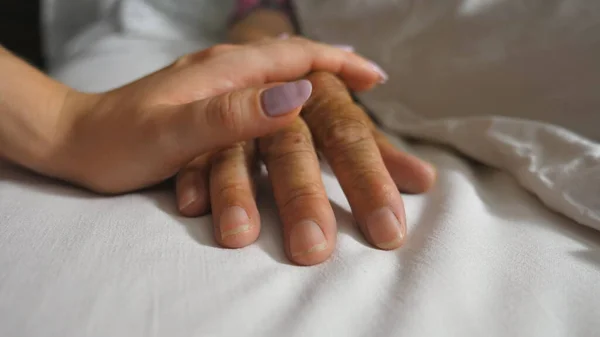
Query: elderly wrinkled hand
[{"left": 176, "top": 70, "right": 436, "bottom": 265}]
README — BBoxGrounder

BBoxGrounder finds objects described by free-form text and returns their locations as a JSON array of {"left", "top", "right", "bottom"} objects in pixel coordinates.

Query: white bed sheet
[
  {"left": 1, "top": 0, "right": 599, "bottom": 336},
  {"left": 2, "top": 148, "right": 599, "bottom": 337}
]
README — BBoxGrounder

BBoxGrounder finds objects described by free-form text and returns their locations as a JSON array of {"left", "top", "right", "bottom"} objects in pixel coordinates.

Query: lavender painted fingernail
[
  {"left": 333, "top": 44, "right": 355, "bottom": 52},
  {"left": 277, "top": 33, "right": 290, "bottom": 39},
  {"left": 369, "top": 61, "right": 389, "bottom": 84},
  {"left": 261, "top": 80, "right": 313, "bottom": 117}
]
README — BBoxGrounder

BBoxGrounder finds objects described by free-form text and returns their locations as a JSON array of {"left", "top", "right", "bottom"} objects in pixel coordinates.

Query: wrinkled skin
[{"left": 176, "top": 9, "right": 436, "bottom": 265}]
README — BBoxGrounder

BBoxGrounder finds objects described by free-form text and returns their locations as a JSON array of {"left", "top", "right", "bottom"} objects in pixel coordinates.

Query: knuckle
[
  {"left": 172, "top": 54, "right": 194, "bottom": 67},
  {"left": 290, "top": 36, "right": 319, "bottom": 52},
  {"left": 186, "top": 152, "right": 213, "bottom": 169},
  {"left": 211, "top": 143, "right": 245, "bottom": 167},
  {"left": 209, "top": 91, "right": 246, "bottom": 135},
  {"left": 216, "top": 181, "right": 247, "bottom": 198},
  {"left": 172, "top": 44, "right": 236, "bottom": 67},
  {"left": 205, "top": 44, "right": 236, "bottom": 57},
  {"left": 261, "top": 129, "right": 314, "bottom": 161},
  {"left": 320, "top": 116, "right": 372, "bottom": 150},
  {"left": 306, "top": 72, "right": 346, "bottom": 95},
  {"left": 276, "top": 130, "right": 313, "bottom": 149},
  {"left": 268, "top": 147, "right": 316, "bottom": 167},
  {"left": 302, "top": 90, "right": 354, "bottom": 121},
  {"left": 287, "top": 35, "right": 308, "bottom": 44},
  {"left": 279, "top": 182, "right": 327, "bottom": 211},
  {"left": 210, "top": 145, "right": 251, "bottom": 198},
  {"left": 348, "top": 169, "right": 395, "bottom": 199}
]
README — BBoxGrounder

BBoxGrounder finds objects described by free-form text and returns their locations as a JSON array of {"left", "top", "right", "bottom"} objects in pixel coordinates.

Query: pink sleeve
[{"left": 232, "top": 0, "right": 296, "bottom": 25}]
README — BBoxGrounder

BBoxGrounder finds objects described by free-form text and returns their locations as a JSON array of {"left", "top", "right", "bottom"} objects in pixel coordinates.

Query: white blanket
[
  {"left": 1, "top": 1, "right": 599, "bottom": 336},
  {"left": 295, "top": 0, "right": 600, "bottom": 232}
]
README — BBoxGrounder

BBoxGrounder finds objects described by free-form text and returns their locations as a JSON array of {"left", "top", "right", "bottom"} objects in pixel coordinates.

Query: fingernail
[
  {"left": 179, "top": 186, "right": 198, "bottom": 212},
  {"left": 277, "top": 33, "right": 290, "bottom": 39},
  {"left": 403, "top": 179, "right": 423, "bottom": 194},
  {"left": 261, "top": 80, "right": 313, "bottom": 117},
  {"left": 366, "top": 208, "right": 404, "bottom": 249},
  {"left": 290, "top": 220, "right": 327, "bottom": 257},
  {"left": 369, "top": 61, "right": 389, "bottom": 84},
  {"left": 332, "top": 44, "right": 355, "bottom": 52},
  {"left": 425, "top": 162, "right": 437, "bottom": 179},
  {"left": 220, "top": 206, "right": 252, "bottom": 239}
]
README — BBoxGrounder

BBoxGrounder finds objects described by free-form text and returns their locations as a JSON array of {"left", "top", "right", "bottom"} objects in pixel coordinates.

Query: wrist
[
  {"left": 0, "top": 83, "right": 71, "bottom": 173},
  {"left": 36, "top": 89, "right": 102, "bottom": 182},
  {"left": 0, "top": 48, "right": 100, "bottom": 179}
]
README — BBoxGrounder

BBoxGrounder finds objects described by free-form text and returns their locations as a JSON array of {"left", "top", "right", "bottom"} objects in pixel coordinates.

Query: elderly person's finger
[
  {"left": 209, "top": 142, "right": 261, "bottom": 248},
  {"left": 259, "top": 118, "right": 336, "bottom": 265},
  {"left": 302, "top": 72, "right": 406, "bottom": 250},
  {"left": 372, "top": 129, "right": 437, "bottom": 194},
  {"left": 360, "top": 114, "right": 437, "bottom": 193},
  {"left": 176, "top": 153, "right": 212, "bottom": 217}
]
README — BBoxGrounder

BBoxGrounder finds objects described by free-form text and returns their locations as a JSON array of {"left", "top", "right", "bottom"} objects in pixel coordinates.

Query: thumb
[{"left": 161, "top": 79, "right": 312, "bottom": 158}]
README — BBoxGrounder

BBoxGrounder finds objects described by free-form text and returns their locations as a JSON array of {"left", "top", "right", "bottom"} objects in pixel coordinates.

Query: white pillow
[
  {"left": 295, "top": 0, "right": 600, "bottom": 141},
  {"left": 294, "top": 0, "right": 600, "bottom": 231}
]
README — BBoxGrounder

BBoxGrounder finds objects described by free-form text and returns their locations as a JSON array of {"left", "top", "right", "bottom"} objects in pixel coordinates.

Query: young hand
[{"left": 0, "top": 38, "right": 383, "bottom": 194}]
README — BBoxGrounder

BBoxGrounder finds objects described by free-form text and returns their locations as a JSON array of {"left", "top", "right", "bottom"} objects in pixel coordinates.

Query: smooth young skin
[
  {"left": 0, "top": 38, "right": 384, "bottom": 194},
  {"left": 176, "top": 9, "right": 437, "bottom": 266}
]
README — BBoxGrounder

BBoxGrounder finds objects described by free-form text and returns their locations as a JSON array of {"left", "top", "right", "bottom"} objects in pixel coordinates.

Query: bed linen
[{"left": 1, "top": 0, "right": 599, "bottom": 336}]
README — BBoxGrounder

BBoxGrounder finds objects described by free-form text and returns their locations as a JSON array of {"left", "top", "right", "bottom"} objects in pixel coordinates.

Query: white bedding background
[
  {"left": 295, "top": 0, "right": 600, "bottom": 232},
  {"left": 0, "top": 0, "right": 599, "bottom": 336}
]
